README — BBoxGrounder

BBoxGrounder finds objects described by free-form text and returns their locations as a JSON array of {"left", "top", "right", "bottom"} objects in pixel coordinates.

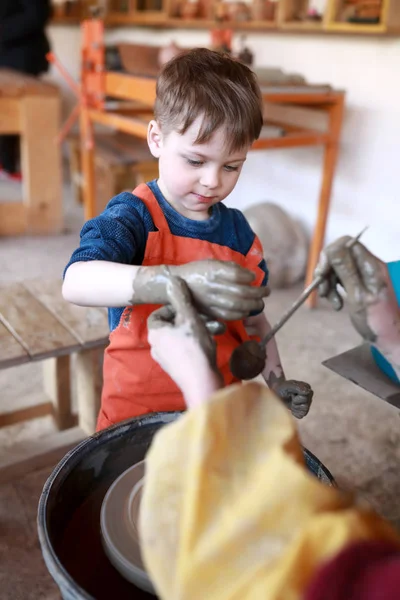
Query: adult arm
[{"left": 315, "top": 237, "right": 400, "bottom": 377}]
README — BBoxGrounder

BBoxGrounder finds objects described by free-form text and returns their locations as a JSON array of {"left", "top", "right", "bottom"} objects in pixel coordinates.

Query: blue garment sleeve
[
  {"left": 370, "top": 260, "right": 400, "bottom": 384},
  {"left": 63, "top": 192, "right": 153, "bottom": 277}
]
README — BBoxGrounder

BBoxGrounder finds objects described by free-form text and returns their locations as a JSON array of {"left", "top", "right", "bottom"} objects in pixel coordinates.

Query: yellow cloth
[{"left": 139, "top": 383, "right": 400, "bottom": 600}]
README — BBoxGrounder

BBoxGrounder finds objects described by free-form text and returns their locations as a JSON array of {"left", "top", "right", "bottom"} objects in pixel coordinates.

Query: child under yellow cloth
[{"left": 139, "top": 382, "right": 400, "bottom": 600}]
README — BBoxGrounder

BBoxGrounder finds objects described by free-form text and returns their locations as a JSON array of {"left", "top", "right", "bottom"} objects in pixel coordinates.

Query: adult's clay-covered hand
[
  {"left": 133, "top": 260, "right": 269, "bottom": 321},
  {"left": 315, "top": 237, "right": 400, "bottom": 346},
  {"left": 147, "top": 277, "right": 223, "bottom": 408},
  {"left": 270, "top": 378, "right": 314, "bottom": 419}
]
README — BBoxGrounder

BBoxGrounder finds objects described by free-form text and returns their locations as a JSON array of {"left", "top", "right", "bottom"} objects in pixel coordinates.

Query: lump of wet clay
[{"left": 244, "top": 202, "right": 309, "bottom": 289}]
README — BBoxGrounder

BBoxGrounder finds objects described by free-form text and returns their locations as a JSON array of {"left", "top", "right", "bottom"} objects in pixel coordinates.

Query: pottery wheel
[{"left": 100, "top": 460, "right": 155, "bottom": 595}]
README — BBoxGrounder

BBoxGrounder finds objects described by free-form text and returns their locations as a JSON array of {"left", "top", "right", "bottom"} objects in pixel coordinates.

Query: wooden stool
[
  {"left": 0, "top": 69, "right": 62, "bottom": 235},
  {"left": 68, "top": 131, "right": 158, "bottom": 214}
]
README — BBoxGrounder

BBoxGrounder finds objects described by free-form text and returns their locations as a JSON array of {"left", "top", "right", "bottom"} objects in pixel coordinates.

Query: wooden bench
[
  {"left": 0, "top": 279, "right": 109, "bottom": 436},
  {"left": 68, "top": 131, "right": 158, "bottom": 213}
]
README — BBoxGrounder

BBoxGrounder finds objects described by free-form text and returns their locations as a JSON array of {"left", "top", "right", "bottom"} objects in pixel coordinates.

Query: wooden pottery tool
[{"left": 230, "top": 229, "right": 368, "bottom": 380}]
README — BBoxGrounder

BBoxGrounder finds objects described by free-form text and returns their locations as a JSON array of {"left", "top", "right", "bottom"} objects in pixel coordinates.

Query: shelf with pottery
[
  {"left": 104, "top": 0, "right": 279, "bottom": 27},
  {"left": 281, "top": 0, "right": 400, "bottom": 32},
  {"left": 101, "top": 0, "right": 400, "bottom": 34},
  {"left": 50, "top": 0, "right": 400, "bottom": 34}
]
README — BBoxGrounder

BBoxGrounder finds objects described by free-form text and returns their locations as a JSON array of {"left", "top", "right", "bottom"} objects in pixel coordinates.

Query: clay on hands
[
  {"left": 269, "top": 373, "right": 314, "bottom": 419},
  {"left": 147, "top": 277, "right": 223, "bottom": 407},
  {"left": 315, "top": 236, "right": 400, "bottom": 345},
  {"left": 132, "top": 260, "right": 269, "bottom": 321}
]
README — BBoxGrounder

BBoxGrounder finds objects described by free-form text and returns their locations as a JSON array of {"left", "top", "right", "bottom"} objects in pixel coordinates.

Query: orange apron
[{"left": 97, "top": 183, "right": 265, "bottom": 431}]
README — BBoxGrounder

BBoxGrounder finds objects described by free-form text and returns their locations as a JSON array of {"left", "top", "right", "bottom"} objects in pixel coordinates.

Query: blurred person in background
[{"left": 0, "top": 0, "right": 52, "bottom": 181}]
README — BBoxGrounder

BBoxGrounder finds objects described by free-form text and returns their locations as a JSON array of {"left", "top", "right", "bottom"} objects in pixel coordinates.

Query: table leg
[
  {"left": 43, "top": 356, "right": 75, "bottom": 430},
  {"left": 20, "top": 95, "right": 63, "bottom": 234},
  {"left": 305, "top": 96, "right": 345, "bottom": 308},
  {"left": 75, "top": 347, "right": 104, "bottom": 435}
]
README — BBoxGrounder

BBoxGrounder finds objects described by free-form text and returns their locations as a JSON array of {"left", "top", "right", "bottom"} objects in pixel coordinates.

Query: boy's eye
[
  {"left": 224, "top": 165, "right": 239, "bottom": 172},
  {"left": 187, "top": 158, "right": 203, "bottom": 167}
]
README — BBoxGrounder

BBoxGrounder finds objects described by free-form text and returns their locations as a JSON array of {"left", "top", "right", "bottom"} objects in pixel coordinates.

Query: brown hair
[{"left": 155, "top": 48, "right": 263, "bottom": 153}]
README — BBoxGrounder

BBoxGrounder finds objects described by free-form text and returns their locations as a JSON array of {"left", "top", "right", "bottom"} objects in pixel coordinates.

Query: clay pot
[
  {"left": 226, "top": 1, "right": 251, "bottom": 21},
  {"left": 214, "top": 1, "right": 228, "bottom": 20},
  {"left": 264, "top": 0, "right": 277, "bottom": 20},
  {"left": 180, "top": 0, "right": 200, "bottom": 19}
]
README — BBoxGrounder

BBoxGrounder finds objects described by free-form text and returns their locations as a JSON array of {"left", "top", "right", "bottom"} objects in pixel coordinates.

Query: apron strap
[
  {"left": 245, "top": 235, "right": 265, "bottom": 287},
  {"left": 132, "top": 183, "right": 170, "bottom": 232}
]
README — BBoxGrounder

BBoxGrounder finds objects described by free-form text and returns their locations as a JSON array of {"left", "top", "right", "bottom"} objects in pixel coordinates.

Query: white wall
[{"left": 47, "top": 26, "right": 400, "bottom": 261}]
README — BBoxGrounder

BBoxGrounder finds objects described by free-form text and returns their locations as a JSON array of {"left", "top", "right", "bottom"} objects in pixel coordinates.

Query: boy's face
[{"left": 147, "top": 117, "right": 249, "bottom": 221}]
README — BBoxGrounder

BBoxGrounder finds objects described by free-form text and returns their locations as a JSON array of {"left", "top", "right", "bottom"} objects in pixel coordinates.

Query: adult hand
[
  {"left": 315, "top": 237, "right": 400, "bottom": 345},
  {"left": 147, "top": 277, "right": 223, "bottom": 408}
]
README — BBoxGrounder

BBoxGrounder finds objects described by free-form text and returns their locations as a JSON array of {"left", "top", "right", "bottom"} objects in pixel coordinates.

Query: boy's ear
[{"left": 147, "top": 120, "right": 163, "bottom": 158}]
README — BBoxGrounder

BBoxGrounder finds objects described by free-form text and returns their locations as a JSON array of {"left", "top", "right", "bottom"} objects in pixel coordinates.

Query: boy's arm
[
  {"left": 63, "top": 259, "right": 268, "bottom": 321},
  {"left": 62, "top": 194, "right": 267, "bottom": 319},
  {"left": 63, "top": 260, "right": 144, "bottom": 307},
  {"left": 245, "top": 312, "right": 314, "bottom": 419}
]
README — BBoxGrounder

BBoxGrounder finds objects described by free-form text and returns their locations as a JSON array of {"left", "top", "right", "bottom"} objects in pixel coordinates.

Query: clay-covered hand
[
  {"left": 133, "top": 260, "right": 269, "bottom": 321},
  {"left": 271, "top": 379, "right": 314, "bottom": 419},
  {"left": 314, "top": 236, "right": 400, "bottom": 346},
  {"left": 147, "top": 277, "right": 223, "bottom": 408},
  {"left": 174, "top": 260, "right": 270, "bottom": 321}
]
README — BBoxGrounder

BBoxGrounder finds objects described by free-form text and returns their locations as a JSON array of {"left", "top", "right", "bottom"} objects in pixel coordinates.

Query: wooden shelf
[
  {"left": 152, "top": 17, "right": 216, "bottom": 27},
  {"left": 50, "top": 0, "right": 400, "bottom": 35},
  {"left": 107, "top": 11, "right": 167, "bottom": 24},
  {"left": 326, "top": 21, "right": 386, "bottom": 31},
  {"left": 237, "top": 19, "right": 278, "bottom": 29},
  {"left": 49, "top": 17, "right": 400, "bottom": 35},
  {"left": 280, "top": 19, "right": 323, "bottom": 29}
]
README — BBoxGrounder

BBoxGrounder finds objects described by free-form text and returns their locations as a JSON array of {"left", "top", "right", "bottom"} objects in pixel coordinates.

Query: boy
[{"left": 63, "top": 48, "right": 313, "bottom": 430}]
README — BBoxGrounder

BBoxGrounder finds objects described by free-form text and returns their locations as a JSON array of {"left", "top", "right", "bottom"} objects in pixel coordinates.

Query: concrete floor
[{"left": 1, "top": 173, "right": 400, "bottom": 599}]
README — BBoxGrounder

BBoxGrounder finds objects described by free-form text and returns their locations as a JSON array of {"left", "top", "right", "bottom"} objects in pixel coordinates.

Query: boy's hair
[{"left": 155, "top": 48, "right": 263, "bottom": 153}]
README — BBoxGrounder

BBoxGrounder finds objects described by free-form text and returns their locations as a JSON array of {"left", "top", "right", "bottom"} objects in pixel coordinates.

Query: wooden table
[
  {"left": 0, "top": 278, "right": 111, "bottom": 482},
  {"left": 81, "top": 72, "right": 345, "bottom": 307},
  {"left": 0, "top": 279, "right": 109, "bottom": 434},
  {"left": 0, "top": 70, "right": 63, "bottom": 236}
]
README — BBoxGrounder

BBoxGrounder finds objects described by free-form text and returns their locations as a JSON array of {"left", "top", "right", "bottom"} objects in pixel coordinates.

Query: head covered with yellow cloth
[{"left": 140, "top": 239, "right": 400, "bottom": 600}]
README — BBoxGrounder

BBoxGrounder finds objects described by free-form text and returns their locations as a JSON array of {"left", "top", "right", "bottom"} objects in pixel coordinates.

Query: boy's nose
[{"left": 200, "top": 168, "right": 219, "bottom": 190}]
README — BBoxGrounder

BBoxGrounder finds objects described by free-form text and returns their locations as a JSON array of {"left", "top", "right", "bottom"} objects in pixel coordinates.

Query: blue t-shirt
[
  {"left": 65, "top": 180, "right": 268, "bottom": 331},
  {"left": 370, "top": 260, "right": 400, "bottom": 383}
]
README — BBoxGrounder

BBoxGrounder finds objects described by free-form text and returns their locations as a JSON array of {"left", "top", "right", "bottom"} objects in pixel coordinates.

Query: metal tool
[{"left": 229, "top": 228, "right": 368, "bottom": 380}]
